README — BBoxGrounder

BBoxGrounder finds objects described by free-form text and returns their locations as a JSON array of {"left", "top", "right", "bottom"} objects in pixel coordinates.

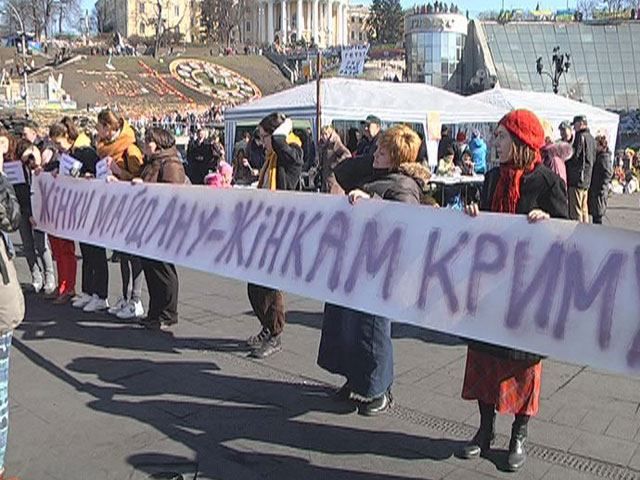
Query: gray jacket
[{"left": 0, "top": 238, "right": 24, "bottom": 333}]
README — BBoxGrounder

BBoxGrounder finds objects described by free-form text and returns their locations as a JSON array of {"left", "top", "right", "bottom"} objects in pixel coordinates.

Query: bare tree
[
  {"left": 576, "top": 0, "right": 599, "bottom": 16},
  {"left": 134, "top": 0, "right": 186, "bottom": 58},
  {"left": 91, "top": 2, "right": 109, "bottom": 33},
  {"left": 201, "top": 0, "right": 248, "bottom": 47}
]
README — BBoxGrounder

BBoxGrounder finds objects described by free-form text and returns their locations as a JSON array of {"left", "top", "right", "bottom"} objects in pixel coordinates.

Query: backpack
[{"left": 0, "top": 174, "right": 21, "bottom": 233}]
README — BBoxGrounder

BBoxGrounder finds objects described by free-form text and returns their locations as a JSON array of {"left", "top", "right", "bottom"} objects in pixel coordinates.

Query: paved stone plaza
[{"left": 5, "top": 194, "right": 640, "bottom": 480}]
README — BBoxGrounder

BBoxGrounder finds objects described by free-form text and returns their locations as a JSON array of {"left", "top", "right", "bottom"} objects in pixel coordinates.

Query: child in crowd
[{"left": 204, "top": 161, "right": 233, "bottom": 188}]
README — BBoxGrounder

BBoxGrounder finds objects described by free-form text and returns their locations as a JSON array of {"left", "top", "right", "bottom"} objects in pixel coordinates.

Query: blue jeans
[{"left": 0, "top": 331, "right": 13, "bottom": 470}]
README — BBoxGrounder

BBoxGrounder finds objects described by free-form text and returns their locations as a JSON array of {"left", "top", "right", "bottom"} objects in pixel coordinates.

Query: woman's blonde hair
[{"left": 378, "top": 125, "right": 421, "bottom": 169}]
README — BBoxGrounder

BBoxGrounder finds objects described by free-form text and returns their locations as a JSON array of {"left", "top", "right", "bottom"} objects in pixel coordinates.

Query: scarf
[
  {"left": 491, "top": 156, "right": 541, "bottom": 214},
  {"left": 256, "top": 132, "right": 302, "bottom": 191}
]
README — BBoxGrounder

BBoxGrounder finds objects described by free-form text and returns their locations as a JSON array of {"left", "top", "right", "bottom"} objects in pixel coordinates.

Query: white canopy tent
[
  {"left": 224, "top": 78, "right": 507, "bottom": 162},
  {"left": 470, "top": 87, "right": 620, "bottom": 152}
]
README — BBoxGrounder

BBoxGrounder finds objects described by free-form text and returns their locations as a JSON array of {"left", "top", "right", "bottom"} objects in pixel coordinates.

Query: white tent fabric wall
[
  {"left": 224, "top": 78, "right": 508, "bottom": 163},
  {"left": 470, "top": 87, "right": 620, "bottom": 154}
]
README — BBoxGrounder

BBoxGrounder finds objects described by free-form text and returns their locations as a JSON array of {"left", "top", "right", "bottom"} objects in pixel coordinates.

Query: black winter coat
[
  {"left": 361, "top": 162, "right": 431, "bottom": 204},
  {"left": 566, "top": 128, "right": 596, "bottom": 189},
  {"left": 588, "top": 150, "right": 613, "bottom": 219},
  {"left": 187, "top": 140, "right": 214, "bottom": 165},
  {"left": 480, "top": 164, "right": 569, "bottom": 219},
  {"left": 271, "top": 134, "right": 303, "bottom": 191},
  {"left": 470, "top": 163, "right": 568, "bottom": 361}
]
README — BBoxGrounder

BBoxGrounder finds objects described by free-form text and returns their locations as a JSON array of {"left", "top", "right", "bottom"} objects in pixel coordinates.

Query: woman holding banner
[
  {"left": 246, "top": 112, "right": 303, "bottom": 359},
  {"left": 96, "top": 109, "right": 146, "bottom": 320},
  {"left": 318, "top": 125, "right": 432, "bottom": 416},
  {"left": 135, "top": 127, "right": 187, "bottom": 330},
  {"left": 461, "top": 109, "right": 568, "bottom": 471},
  {"left": 5, "top": 131, "right": 57, "bottom": 297},
  {"left": 49, "top": 118, "right": 109, "bottom": 311}
]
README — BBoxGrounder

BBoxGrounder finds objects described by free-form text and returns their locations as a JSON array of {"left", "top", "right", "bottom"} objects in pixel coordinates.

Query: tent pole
[{"left": 316, "top": 50, "right": 322, "bottom": 151}]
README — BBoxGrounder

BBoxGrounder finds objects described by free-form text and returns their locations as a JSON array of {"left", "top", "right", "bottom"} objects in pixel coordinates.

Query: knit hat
[
  {"left": 499, "top": 109, "right": 545, "bottom": 151},
  {"left": 456, "top": 131, "right": 467, "bottom": 142}
]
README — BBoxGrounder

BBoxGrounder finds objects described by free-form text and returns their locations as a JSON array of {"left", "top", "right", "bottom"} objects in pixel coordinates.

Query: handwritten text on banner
[{"left": 31, "top": 173, "right": 640, "bottom": 376}]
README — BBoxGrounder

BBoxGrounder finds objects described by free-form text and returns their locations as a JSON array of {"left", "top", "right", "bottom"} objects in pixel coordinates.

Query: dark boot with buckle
[
  {"left": 507, "top": 414, "right": 529, "bottom": 472},
  {"left": 461, "top": 401, "right": 496, "bottom": 459}
]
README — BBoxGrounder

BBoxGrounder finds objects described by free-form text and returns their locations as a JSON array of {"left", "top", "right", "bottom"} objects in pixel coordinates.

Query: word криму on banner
[{"left": 31, "top": 173, "right": 640, "bottom": 376}]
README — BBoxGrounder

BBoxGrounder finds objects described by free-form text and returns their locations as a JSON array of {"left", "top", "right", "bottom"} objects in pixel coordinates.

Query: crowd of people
[
  {"left": 0, "top": 102, "right": 621, "bottom": 478},
  {"left": 128, "top": 104, "right": 226, "bottom": 138}
]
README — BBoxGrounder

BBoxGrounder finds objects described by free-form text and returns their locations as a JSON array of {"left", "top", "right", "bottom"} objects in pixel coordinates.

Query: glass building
[
  {"left": 405, "top": 13, "right": 468, "bottom": 87},
  {"left": 481, "top": 22, "right": 640, "bottom": 110}
]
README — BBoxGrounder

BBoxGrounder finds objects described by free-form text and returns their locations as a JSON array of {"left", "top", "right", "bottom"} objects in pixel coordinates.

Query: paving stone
[
  {"left": 552, "top": 405, "right": 590, "bottom": 427},
  {"left": 605, "top": 415, "right": 640, "bottom": 441},
  {"left": 569, "top": 431, "right": 637, "bottom": 466},
  {"left": 576, "top": 409, "right": 615, "bottom": 435},
  {"left": 527, "top": 418, "right": 581, "bottom": 452}
]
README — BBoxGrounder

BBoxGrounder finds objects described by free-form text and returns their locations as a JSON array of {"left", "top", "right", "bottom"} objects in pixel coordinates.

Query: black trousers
[
  {"left": 79, "top": 243, "right": 108, "bottom": 298},
  {"left": 141, "top": 258, "right": 179, "bottom": 324}
]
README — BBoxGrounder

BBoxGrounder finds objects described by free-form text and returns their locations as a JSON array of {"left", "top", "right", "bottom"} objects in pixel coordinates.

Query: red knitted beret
[{"left": 499, "top": 109, "right": 545, "bottom": 151}]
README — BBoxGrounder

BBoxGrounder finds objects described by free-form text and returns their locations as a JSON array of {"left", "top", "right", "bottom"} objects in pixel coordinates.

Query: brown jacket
[
  {"left": 96, "top": 121, "right": 144, "bottom": 181},
  {"left": 319, "top": 130, "right": 351, "bottom": 194},
  {"left": 140, "top": 147, "right": 186, "bottom": 184}
]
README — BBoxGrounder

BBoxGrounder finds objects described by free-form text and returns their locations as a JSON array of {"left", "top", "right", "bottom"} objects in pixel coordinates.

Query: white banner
[
  {"left": 31, "top": 173, "right": 640, "bottom": 376},
  {"left": 59, "top": 153, "right": 83, "bottom": 177},
  {"left": 95, "top": 158, "right": 110, "bottom": 180},
  {"left": 339, "top": 44, "right": 370, "bottom": 77},
  {"left": 3, "top": 162, "right": 25, "bottom": 185}
]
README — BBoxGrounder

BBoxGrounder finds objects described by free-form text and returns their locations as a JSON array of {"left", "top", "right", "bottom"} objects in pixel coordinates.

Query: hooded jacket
[
  {"left": 469, "top": 137, "right": 487, "bottom": 174},
  {"left": 361, "top": 162, "right": 432, "bottom": 205},
  {"left": 541, "top": 141, "right": 571, "bottom": 186},
  {"left": 140, "top": 147, "right": 186, "bottom": 184},
  {"left": 96, "top": 121, "right": 144, "bottom": 180}
]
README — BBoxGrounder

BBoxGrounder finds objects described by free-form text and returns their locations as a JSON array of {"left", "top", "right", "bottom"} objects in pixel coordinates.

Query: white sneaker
[
  {"left": 83, "top": 296, "right": 109, "bottom": 312},
  {"left": 116, "top": 300, "right": 145, "bottom": 319},
  {"left": 108, "top": 296, "right": 128, "bottom": 315},
  {"left": 72, "top": 293, "right": 93, "bottom": 309}
]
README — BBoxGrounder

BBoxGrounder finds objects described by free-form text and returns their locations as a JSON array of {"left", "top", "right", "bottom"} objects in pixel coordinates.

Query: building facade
[
  {"left": 241, "top": 0, "right": 350, "bottom": 47},
  {"left": 96, "top": 0, "right": 193, "bottom": 43},
  {"left": 404, "top": 11, "right": 468, "bottom": 87},
  {"left": 347, "top": 4, "right": 369, "bottom": 45}
]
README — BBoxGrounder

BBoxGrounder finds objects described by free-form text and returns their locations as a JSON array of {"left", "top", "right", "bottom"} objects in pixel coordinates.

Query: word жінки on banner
[{"left": 31, "top": 173, "right": 640, "bottom": 376}]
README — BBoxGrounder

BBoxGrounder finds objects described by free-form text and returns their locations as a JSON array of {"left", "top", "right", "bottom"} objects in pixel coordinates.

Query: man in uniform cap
[
  {"left": 558, "top": 120, "right": 574, "bottom": 144},
  {"left": 565, "top": 115, "right": 595, "bottom": 223}
]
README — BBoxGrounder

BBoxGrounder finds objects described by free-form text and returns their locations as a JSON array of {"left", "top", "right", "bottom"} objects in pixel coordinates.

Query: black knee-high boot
[
  {"left": 507, "top": 414, "right": 529, "bottom": 471},
  {"left": 461, "top": 401, "right": 496, "bottom": 459}
]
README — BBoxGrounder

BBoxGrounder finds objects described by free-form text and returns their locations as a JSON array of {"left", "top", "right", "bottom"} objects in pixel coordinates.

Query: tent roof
[
  {"left": 226, "top": 78, "right": 506, "bottom": 124},
  {"left": 470, "top": 87, "right": 619, "bottom": 125}
]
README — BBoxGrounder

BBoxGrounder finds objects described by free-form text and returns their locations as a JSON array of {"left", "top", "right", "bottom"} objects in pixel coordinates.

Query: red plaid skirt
[{"left": 462, "top": 347, "right": 542, "bottom": 415}]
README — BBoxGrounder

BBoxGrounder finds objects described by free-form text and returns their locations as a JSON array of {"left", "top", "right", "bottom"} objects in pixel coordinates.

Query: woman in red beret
[{"left": 461, "top": 109, "right": 568, "bottom": 471}]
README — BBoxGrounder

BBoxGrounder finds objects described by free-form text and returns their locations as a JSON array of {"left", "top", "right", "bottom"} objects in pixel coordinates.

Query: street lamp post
[
  {"left": 4, "top": 2, "right": 30, "bottom": 116},
  {"left": 536, "top": 46, "right": 571, "bottom": 94}
]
